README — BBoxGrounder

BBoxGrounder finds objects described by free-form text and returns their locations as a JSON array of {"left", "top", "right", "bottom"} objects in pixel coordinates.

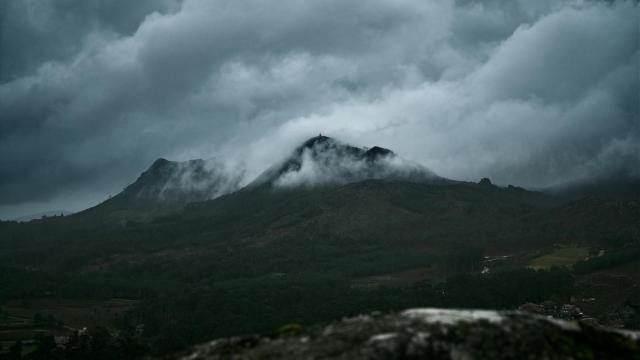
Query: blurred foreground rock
[{"left": 176, "top": 308, "right": 640, "bottom": 359}]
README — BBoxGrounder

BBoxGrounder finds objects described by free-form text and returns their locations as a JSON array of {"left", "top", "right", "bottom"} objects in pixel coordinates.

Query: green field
[{"left": 529, "top": 247, "right": 590, "bottom": 270}]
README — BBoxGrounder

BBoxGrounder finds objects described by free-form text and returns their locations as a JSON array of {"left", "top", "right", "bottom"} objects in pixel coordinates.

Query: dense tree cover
[
  {"left": 573, "top": 244, "right": 640, "bottom": 274},
  {"left": 0, "top": 249, "right": 575, "bottom": 356},
  {"left": 123, "top": 268, "right": 573, "bottom": 354},
  {"left": 0, "top": 181, "right": 637, "bottom": 357},
  {"left": 0, "top": 262, "right": 575, "bottom": 357},
  {"left": 444, "top": 243, "right": 484, "bottom": 273},
  {"left": 0, "top": 266, "right": 155, "bottom": 301},
  {"left": 0, "top": 328, "right": 147, "bottom": 360},
  {"left": 32, "top": 313, "right": 62, "bottom": 327},
  {"left": 626, "top": 309, "right": 640, "bottom": 329}
]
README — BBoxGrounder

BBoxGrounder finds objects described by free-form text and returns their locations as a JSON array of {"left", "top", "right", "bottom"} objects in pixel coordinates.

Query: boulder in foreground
[{"left": 178, "top": 308, "right": 640, "bottom": 360}]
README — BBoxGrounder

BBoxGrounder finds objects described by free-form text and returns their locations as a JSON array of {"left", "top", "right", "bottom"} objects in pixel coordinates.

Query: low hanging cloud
[
  {"left": 127, "top": 157, "right": 244, "bottom": 203},
  {"left": 0, "top": 0, "right": 638, "bottom": 218},
  {"left": 272, "top": 149, "right": 433, "bottom": 189},
  {"left": 250, "top": 137, "right": 438, "bottom": 189}
]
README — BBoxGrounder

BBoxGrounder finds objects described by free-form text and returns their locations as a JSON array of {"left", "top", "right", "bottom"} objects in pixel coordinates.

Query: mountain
[
  {"left": 68, "top": 136, "right": 445, "bottom": 225},
  {"left": 119, "top": 157, "right": 242, "bottom": 203},
  {"left": 69, "top": 135, "right": 443, "bottom": 224},
  {"left": 250, "top": 135, "right": 443, "bottom": 188},
  {"left": 72, "top": 157, "right": 243, "bottom": 224}
]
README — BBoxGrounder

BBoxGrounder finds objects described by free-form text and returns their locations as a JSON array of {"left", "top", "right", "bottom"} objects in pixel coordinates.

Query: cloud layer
[{"left": 0, "top": 0, "right": 638, "bottom": 218}]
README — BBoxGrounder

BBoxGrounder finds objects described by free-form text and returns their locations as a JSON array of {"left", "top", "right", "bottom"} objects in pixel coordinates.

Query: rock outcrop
[{"left": 177, "top": 308, "right": 640, "bottom": 360}]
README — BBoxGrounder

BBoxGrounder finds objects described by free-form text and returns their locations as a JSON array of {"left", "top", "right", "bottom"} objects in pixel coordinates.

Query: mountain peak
[
  {"left": 300, "top": 135, "right": 334, "bottom": 149},
  {"left": 150, "top": 157, "right": 171, "bottom": 168},
  {"left": 250, "top": 136, "right": 440, "bottom": 188},
  {"left": 364, "top": 146, "right": 394, "bottom": 160}
]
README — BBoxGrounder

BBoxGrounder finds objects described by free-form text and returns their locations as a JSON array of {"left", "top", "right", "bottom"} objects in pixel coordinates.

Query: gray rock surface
[{"left": 177, "top": 308, "right": 640, "bottom": 360}]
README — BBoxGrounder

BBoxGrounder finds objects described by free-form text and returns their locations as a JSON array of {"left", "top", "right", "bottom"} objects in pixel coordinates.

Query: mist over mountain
[
  {"left": 251, "top": 135, "right": 443, "bottom": 189},
  {"left": 49, "top": 135, "right": 637, "bottom": 224},
  {"left": 122, "top": 157, "right": 243, "bottom": 203},
  {"left": 70, "top": 156, "right": 243, "bottom": 223},
  {"left": 69, "top": 136, "right": 442, "bottom": 223}
]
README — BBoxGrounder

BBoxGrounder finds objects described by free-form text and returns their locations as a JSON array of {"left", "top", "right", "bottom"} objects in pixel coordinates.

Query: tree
[
  {"left": 479, "top": 178, "right": 493, "bottom": 186},
  {"left": 444, "top": 243, "right": 484, "bottom": 274},
  {"left": 8, "top": 340, "right": 23, "bottom": 360},
  {"left": 33, "top": 312, "right": 44, "bottom": 325},
  {"left": 30, "top": 334, "right": 57, "bottom": 360}
]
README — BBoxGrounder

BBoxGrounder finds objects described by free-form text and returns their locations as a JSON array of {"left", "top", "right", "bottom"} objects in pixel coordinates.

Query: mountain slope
[
  {"left": 72, "top": 157, "right": 243, "bottom": 224},
  {"left": 120, "top": 158, "right": 242, "bottom": 203},
  {"left": 181, "top": 179, "right": 557, "bottom": 254}
]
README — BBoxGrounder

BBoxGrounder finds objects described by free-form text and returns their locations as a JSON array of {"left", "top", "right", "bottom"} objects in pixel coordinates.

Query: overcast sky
[{"left": 0, "top": 0, "right": 638, "bottom": 219}]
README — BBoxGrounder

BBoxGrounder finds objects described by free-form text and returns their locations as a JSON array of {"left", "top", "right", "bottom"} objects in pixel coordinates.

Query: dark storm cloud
[
  {"left": 0, "top": 0, "right": 182, "bottom": 82},
  {"left": 0, "top": 0, "right": 638, "bottom": 218}
]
